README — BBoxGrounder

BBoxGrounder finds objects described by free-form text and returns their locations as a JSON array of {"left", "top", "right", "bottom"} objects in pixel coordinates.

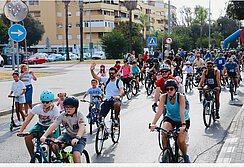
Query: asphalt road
[{"left": 0, "top": 81, "right": 243, "bottom": 163}]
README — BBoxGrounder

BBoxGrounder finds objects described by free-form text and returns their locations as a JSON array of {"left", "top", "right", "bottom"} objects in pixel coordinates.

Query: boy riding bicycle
[
  {"left": 40, "top": 96, "right": 87, "bottom": 163},
  {"left": 17, "top": 90, "right": 60, "bottom": 158}
]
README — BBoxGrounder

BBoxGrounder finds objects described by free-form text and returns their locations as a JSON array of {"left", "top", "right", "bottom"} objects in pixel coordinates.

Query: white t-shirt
[
  {"left": 183, "top": 66, "right": 193, "bottom": 74},
  {"left": 21, "top": 73, "right": 33, "bottom": 86},
  {"left": 31, "top": 104, "right": 60, "bottom": 126},
  {"left": 101, "top": 77, "right": 124, "bottom": 100},
  {"left": 11, "top": 80, "right": 26, "bottom": 97}
]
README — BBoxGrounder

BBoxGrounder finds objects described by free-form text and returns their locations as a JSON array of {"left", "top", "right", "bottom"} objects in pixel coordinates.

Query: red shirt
[
  {"left": 114, "top": 65, "right": 121, "bottom": 72},
  {"left": 144, "top": 53, "right": 148, "bottom": 62},
  {"left": 156, "top": 76, "right": 178, "bottom": 93}
]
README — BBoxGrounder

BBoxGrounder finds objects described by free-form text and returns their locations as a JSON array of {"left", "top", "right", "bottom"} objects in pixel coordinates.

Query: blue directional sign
[
  {"left": 8, "top": 24, "right": 27, "bottom": 42},
  {"left": 148, "top": 37, "right": 157, "bottom": 47}
]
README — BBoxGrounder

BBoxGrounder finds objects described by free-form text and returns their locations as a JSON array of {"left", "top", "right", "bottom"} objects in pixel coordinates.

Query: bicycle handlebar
[
  {"left": 148, "top": 123, "right": 187, "bottom": 133},
  {"left": 8, "top": 95, "right": 15, "bottom": 98},
  {"left": 45, "top": 138, "right": 72, "bottom": 147}
]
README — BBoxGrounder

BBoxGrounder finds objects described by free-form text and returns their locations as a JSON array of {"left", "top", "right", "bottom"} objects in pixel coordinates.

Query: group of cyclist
[{"left": 10, "top": 47, "right": 244, "bottom": 163}]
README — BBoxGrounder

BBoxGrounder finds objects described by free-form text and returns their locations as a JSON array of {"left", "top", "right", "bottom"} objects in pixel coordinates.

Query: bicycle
[
  {"left": 149, "top": 123, "right": 185, "bottom": 163},
  {"left": 145, "top": 72, "right": 155, "bottom": 96},
  {"left": 193, "top": 67, "right": 202, "bottom": 87},
  {"left": 227, "top": 76, "right": 235, "bottom": 101},
  {"left": 80, "top": 95, "right": 102, "bottom": 135},
  {"left": 45, "top": 138, "right": 90, "bottom": 163},
  {"left": 122, "top": 75, "right": 133, "bottom": 100},
  {"left": 184, "top": 74, "right": 193, "bottom": 93},
  {"left": 95, "top": 97, "right": 120, "bottom": 155},
  {"left": 8, "top": 95, "right": 21, "bottom": 131},
  {"left": 17, "top": 130, "right": 51, "bottom": 163},
  {"left": 131, "top": 75, "right": 139, "bottom": 96},
  {"left": 201, "top": 88, "right": 217, "bottom": 128}
]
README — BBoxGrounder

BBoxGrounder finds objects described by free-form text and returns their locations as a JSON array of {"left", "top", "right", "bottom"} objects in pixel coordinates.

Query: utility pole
[
  {"left": 168, "top": 0, "right": 171, "bottom": 51},
  {"left": 208, "top": 0, "right": 211, "bottom": 50},
  {"left": 79, "top": 0, "right": 84, "bottom": 61},
  {"left": 89, "top": 0, "right": 92, "bottom": 59},
  {"left": 63, "top": 0, "right": 71, "bottom": 60}
]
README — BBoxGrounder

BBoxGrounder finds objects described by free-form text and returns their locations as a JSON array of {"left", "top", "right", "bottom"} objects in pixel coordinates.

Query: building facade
[{"left": 24, "top": 0, "right": 177, "bottom": 53}]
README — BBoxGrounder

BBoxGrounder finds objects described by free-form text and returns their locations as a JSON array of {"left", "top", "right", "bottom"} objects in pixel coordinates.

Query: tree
[
  {"left": 0, "top": 18, "right": 9, "bottom": 44},
  {"left": 139, "top": 13, "right": 150, "bottom": 44},
  {"left": 226, "top": 1, "right": 244, "bottom": 20},
  {"left": 194, "top": 6, "right": 208, "bottom": 49},
  {"left": 101, "top": 31, "right": 127, "bottom": 59},
  {"left": 179, "top": 6, "right": 193, "bottom": 27}
]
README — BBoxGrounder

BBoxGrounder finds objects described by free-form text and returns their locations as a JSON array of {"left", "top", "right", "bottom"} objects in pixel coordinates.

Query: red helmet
[{"left": 100, "top": 64, "right": 105, "bottom": 68}]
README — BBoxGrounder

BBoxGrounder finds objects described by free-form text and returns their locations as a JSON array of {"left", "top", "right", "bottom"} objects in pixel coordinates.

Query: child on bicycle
[
  {"left": 40, "top": 97, "right": 87, "bottom": 163},
  {"left": 183, "top": 61, "right": 193, "bottom": 82},
  {"left": 8, "top": 72, "right": 26, "bottom": 125},
  {"left": 83, "top": 79, "right": 104, "bottom": 118},
  {"left": 132, "top": 61, "right": 141, "bottom": 88},
  {"left": 17, "top": 90, "right": 60, "bottom": 158},
  {"left": 57, "top": 92, "right": 66, "bottom": 113}
]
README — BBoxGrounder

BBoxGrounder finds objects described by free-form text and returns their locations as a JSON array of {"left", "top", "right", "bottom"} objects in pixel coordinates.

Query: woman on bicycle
[
  {"left": 41, "top": 97, "right": 87, "bottom": 163},
  {"left": 150, "top": 79, "right": 190, "bottom": 163},
  {"left": 118, "top": 59, "right": 132, "bottom": 87},
  {"left": 17, "top": 90, "right": 60, "bottom": 158}
]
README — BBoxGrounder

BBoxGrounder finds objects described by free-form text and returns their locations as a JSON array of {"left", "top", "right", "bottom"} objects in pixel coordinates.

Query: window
[
  {"left": 68, "top": 35, "right": 72, "bottom": 40},
  {"left": 105, "top": 22, "right": 107, "bottom": 27},
  {"left": 57, "top": 23, "right": 63, "bottom": 28},
  {"left": 85, "top": 22, "right": 89, "bottom": 27},
  {"left": 56, "top": 0, "right": 62, "bottom": 5},
  {"left": 57, "top": 35, "right": 63, "bottom": 40},
  {"left": 28, "top": 0, "right": 39, "bottom": 5},
  {"left": 86, "top": 11, "right": 90, "bottom": 16},
  {"left": 98, "top": 32, "right": 103, "bottom": 38},
  {"left": 76, "top": 35, "right": 80, "bottom": 39},
  {"left": 76, "top": 23, "right": 80, "bottom": 27},
  {"left": 86, "top": 34, "right": 90, "bottom": 40},
  {"left": 76, "top": 12, "right": 80, "bottom": 16},
  {"left": 57, "top": 12, "right": 62, "bottom": 17}
]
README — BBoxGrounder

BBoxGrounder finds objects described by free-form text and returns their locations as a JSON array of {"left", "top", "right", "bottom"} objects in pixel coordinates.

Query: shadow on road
[
  {"left": 91, "top": 143, "right": 118, "bottom": 163},
  {"left": 204, "top": 121, "right": 227, "bottom": 142}
]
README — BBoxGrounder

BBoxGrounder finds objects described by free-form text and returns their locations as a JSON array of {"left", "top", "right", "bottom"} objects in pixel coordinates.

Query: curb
[
  {"left": 0, "top": 91, "right": 86, "bottom": 117},
  {"left": 216, "top": 103, "right": 244, "bottom": 163}
]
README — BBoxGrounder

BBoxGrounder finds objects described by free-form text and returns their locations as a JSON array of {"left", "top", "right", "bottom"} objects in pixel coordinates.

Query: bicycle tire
[
  {"left": 147, "top": 81, "right": 154, "bottom": 96},
  {"left": 203, "top": 102, "right": 211, "bottom": 128},
  {"left": 30, "top": 154, "right": 42, "bottom": 163},
  {"left": 199, "top": 91, "right": 202, "bottom": 102},
  {"left": 212, "top": 101, "right": 216, "bottom": 122},
  {"left": 131, "top": 80, "right": 138, "bottom": 96},
  {"left": 185, "top": 80, "right": 188, "bottom": 93},
  {"left": 80, "top": 149, "right": 90, "bottom": 163},
  {"left": 193, "top": 75, "right": 200, "bottom": 87},
  {"left": 158, "top": 120, "right": 164, "bottom": 150},
  {"left": 230, "top": 81, "right": 234, "bottom": 101},
  {"left": 95, "top": 125, "right": 105, "bottom": 155},
  {"left": 160, "top": 149, "right": 173, "bottom": 163},
  {"left": 189, "top": 81, "right": 193, "bottom": 91},
  {"left": 126, "top": 84, "right": 132, "bottom": 100},
  {"left": 111, "top": 118, "right": 120, "bottom": 143},
  {"left": 144, "top": 76, "right": 150, "bottom": 89}
]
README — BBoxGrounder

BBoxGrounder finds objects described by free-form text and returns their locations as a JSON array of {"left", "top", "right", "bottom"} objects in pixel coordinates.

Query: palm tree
[
  {"left": 139, "top": 13, "right": 150, "bottom": 44},
  {"left": 194, "top": 6, "right": 208, "bottom": 49}
]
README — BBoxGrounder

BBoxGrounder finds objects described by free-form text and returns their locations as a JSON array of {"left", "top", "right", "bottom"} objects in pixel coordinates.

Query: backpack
[
  {"left": 165, "top": 92, "right": 189, "bottom": 111},
  {"left": 205, "top": 69, "right": 217, "bottom": 76},
  {"left": 105, "top": 78, "right": 120, "bottom": 90}
]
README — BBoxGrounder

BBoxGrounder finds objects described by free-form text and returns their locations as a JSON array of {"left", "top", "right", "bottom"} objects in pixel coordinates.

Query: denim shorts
[
  {"left": 57, "top": 133, "right": 86, "bottom": 154},
  {"left": 25, "top": 84, "right": 33, "bottom": 104},
  {"left": 15, "top": 96, "right": 26, "bottom": 104}
]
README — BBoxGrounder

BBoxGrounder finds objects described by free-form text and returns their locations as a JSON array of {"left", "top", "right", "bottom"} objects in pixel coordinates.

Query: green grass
[{"left": 47, "top": 59, "right": 123, "bottom": 65}]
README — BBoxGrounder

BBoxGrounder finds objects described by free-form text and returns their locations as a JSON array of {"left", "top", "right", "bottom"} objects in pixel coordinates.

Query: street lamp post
[
  {"left": 63, "top": 0, "right": 70, "bottom": 61},
  {"left": 125, "top": 0, "right": 137, "bottom": 53},
  {"left": 208, "top": 0, "right": 211, "bottom": 50},
  {"left": 167, "top": 0, "right": 171, "bottom": 51},
  {"left": 79, "top": 0, "right": 84, "bottom": 61}
]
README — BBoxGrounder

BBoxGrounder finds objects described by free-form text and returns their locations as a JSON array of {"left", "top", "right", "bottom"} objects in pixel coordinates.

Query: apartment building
[{"left": 24, "top": 0, "right": 176, "bottom": 53}]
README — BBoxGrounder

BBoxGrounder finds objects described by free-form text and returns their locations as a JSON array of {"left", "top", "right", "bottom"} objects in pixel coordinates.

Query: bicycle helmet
[
  {"left": 40, "top": 90, "right": 54, "bottom": 102},
  {"left": 160, "top": 64, "right": 171, "bottom": 71},
  {"left": 185, "top": 61, "right": 191, "bottom": 65},
  {"left": 164, "top": 79, "right": 178, "bottom": 91},
  {"left": 63, "top": 96, "right": 79, "bottom": 109},
  {"left": 100, "top": 64, "right": 105, "bottom": 68},
  {"left": 206, "top": 61, "right": 214, "bottom": 65},
  {"left": 153, "top": 58, "right": 159, "bottom": 63}
]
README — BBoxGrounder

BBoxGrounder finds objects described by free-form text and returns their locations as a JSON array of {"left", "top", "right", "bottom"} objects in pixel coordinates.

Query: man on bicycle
[
  {"left": 173, "top": 53, "right": 183, "bottom": 77},
  {"left": 90, "top": 63, "right": 124, "bottom": 126},
  {"left": 192, "top": 52, "right": 205, "bottom": 74},
  {"left": 150, "top": 80, "right": 190, "bottom": 163},
  {"left": 41, "top": 97, "right": 87, "bottom": 163},
  {"left": 223, "top": 56, "right": 239, "bottom": 95},
  {"left": 214, "top": 53, "right": 226, "bottom": 85},
  {"left": 198, "top": 61, "right": 221, "bottom": 119},
  {"left": 153, "top": 64, "right": 178, "bottom": 108}
]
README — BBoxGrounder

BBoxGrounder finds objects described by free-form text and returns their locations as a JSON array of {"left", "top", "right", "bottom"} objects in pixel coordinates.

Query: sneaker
[
  {"left": 234, "top": 91, "right": 237, "bottom": 95},
  {"left": 215, "top": 114, "right": 220, "bottom": 119},
  {"left": 183, "top": 154, "right": 191, "bottom": 163}
]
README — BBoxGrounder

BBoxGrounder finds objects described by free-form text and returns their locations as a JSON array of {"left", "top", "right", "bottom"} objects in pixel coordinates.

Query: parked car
[
  {"left": 0, "top": 55, "right": 4, "bottom": 67},
  {"left": 63, "top": 53, "right": 80, "bottom": 60},
  {"left": 92, "top": 51, "right": 106, "bottom": 60},
  {"left": 83, "top": 52, "right": 91, "bottom": 60},
  {"left": 22, "top": 54, "right": 47, "bottom": 64},
  {"left": 48, "top": 54, "right": 65, "bottom": 62}
]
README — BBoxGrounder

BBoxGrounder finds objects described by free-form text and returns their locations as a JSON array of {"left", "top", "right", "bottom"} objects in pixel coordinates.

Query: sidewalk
[
  {"left": 216, "top": 104, "right": 244, "bottom": 163},
  {"left": 0, "top": 63, "right": 112, "bottom": 115}
]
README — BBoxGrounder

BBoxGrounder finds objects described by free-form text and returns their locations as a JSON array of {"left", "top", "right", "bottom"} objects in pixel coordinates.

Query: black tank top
[{"left": 205, "top": 69, "right": 217, "bottom": 88}]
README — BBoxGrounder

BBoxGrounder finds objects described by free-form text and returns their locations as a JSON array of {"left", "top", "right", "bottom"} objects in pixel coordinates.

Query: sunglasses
[
  {"left": 42, "top": 101, "right": 50, "bottom": 104},
  {"left": 64, "top": 105, "right": 75, "bottom": 109},
  {"left": 207, "top": 65, "right": 213, "bottom": 68},
  {"left": 166, "top": 87, "right": 175, "bottom": 92},
  {"left": 109, "top": 72, "right": 116, "bottom": 75},
  {"left": 161, "top": 71, "right": 168, "bottom": 73}
]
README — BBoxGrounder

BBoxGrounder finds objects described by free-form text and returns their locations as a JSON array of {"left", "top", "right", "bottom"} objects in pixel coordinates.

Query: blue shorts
[
  {"left": 100, "top": 99, "right": 121, "bottom": 118},
  {"left": 25, "top": 84, "right": 33, "bottom": 104},
  {"left": 58, "top": 133, "right": 86, "bottom": 154},
  {"left": 15, "top": 96, "right": 26, "bottom": 104}
]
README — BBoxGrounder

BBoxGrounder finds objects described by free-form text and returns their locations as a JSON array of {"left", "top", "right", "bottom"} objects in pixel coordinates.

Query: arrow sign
[
  {"left": 8, "top": 24, "right": 27, "bottom": 42},
  {"left": 148, "top": 37, "right": 157, "bottom": 46}
]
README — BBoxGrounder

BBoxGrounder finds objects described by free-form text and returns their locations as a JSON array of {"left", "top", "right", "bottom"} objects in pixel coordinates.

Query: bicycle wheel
[
  {"left": 30, "top": 153, "right": 42, "bottom": 163},
  {"left": 111, "top": 118, "right": 120, "bottom": 143},
  {"left": 211, "top": 102, "right": 216, "bottom": 122},
  {"left": 95, "top": 125, "right": 105, "bottom": 155},
  {"left": 158, "top": 120, "right": 164, "bottom": 150},
  {"left": 230, "top": 82, "right": 234, "bottom": 101},
  {"left": 193, "top": 75, "right": 200, "bottom": 87},
  {"left": 189, "top": 80, "right": 193, "bottom": 91},
  {"left": 131, "top": 80, "right": 138, "bottom": 96},
  {"left": 160, "top": 149, "right": 173, "bottom": 163},
  {"left": 203, "top": 102, "right": 211, "bottom": 128},
  {"left": 185, "top": 80, "right": 188, "bottom": 93},
  {"left": 144, "top": 76, "right": 150, "bottom": 89},
  {"left": 80, "top": 149, "right": 90, "bottom": 163},
  {"left": 199, "top": 91, "right": 202, "bottom": 102},
  {"left": 147, "top": 81, "right": 154, "bottom": 96},
  {"left": 126, "top": 84, "right": 132, "bottom": 100}
]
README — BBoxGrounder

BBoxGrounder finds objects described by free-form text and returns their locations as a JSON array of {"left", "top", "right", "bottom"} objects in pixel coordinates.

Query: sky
[{"left": 170, "top": 0, "right": 230, "bottom": 20}]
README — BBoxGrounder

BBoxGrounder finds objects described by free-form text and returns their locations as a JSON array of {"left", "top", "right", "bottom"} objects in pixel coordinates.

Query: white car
[
  {"left": 0, "top": 55, "right": 4, "bottom": 67},
  {"left": 83, "top": 52, "right": 91, "bottom": 60},
  {"left": 92, "top": 51, "right": 106, "bottom": 60},
  {"left": 63, "top": 53, "right": 80, "bottom": 60}
]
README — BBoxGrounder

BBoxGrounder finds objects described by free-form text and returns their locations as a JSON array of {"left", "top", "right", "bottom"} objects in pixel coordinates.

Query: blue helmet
[{"left": 40, "top": 90, "right": 54, "bottom": 102}]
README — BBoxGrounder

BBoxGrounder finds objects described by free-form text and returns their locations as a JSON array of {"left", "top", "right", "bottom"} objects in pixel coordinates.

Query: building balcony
[{"left": 83, "top": 27, "right": 113, "bottom": 33}]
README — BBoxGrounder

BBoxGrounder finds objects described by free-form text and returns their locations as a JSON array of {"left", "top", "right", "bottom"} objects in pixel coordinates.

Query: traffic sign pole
[{"left": 16, "top": 42, "right": 19, "bottom": 71}]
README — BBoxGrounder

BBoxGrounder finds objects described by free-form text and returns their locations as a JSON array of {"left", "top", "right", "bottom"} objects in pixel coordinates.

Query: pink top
[
  {"left": 122, "top": 65, "right": 131, "bottom": 78},
  {"left": 57, "top": 99, "right": 64, "bottom": 111}
]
